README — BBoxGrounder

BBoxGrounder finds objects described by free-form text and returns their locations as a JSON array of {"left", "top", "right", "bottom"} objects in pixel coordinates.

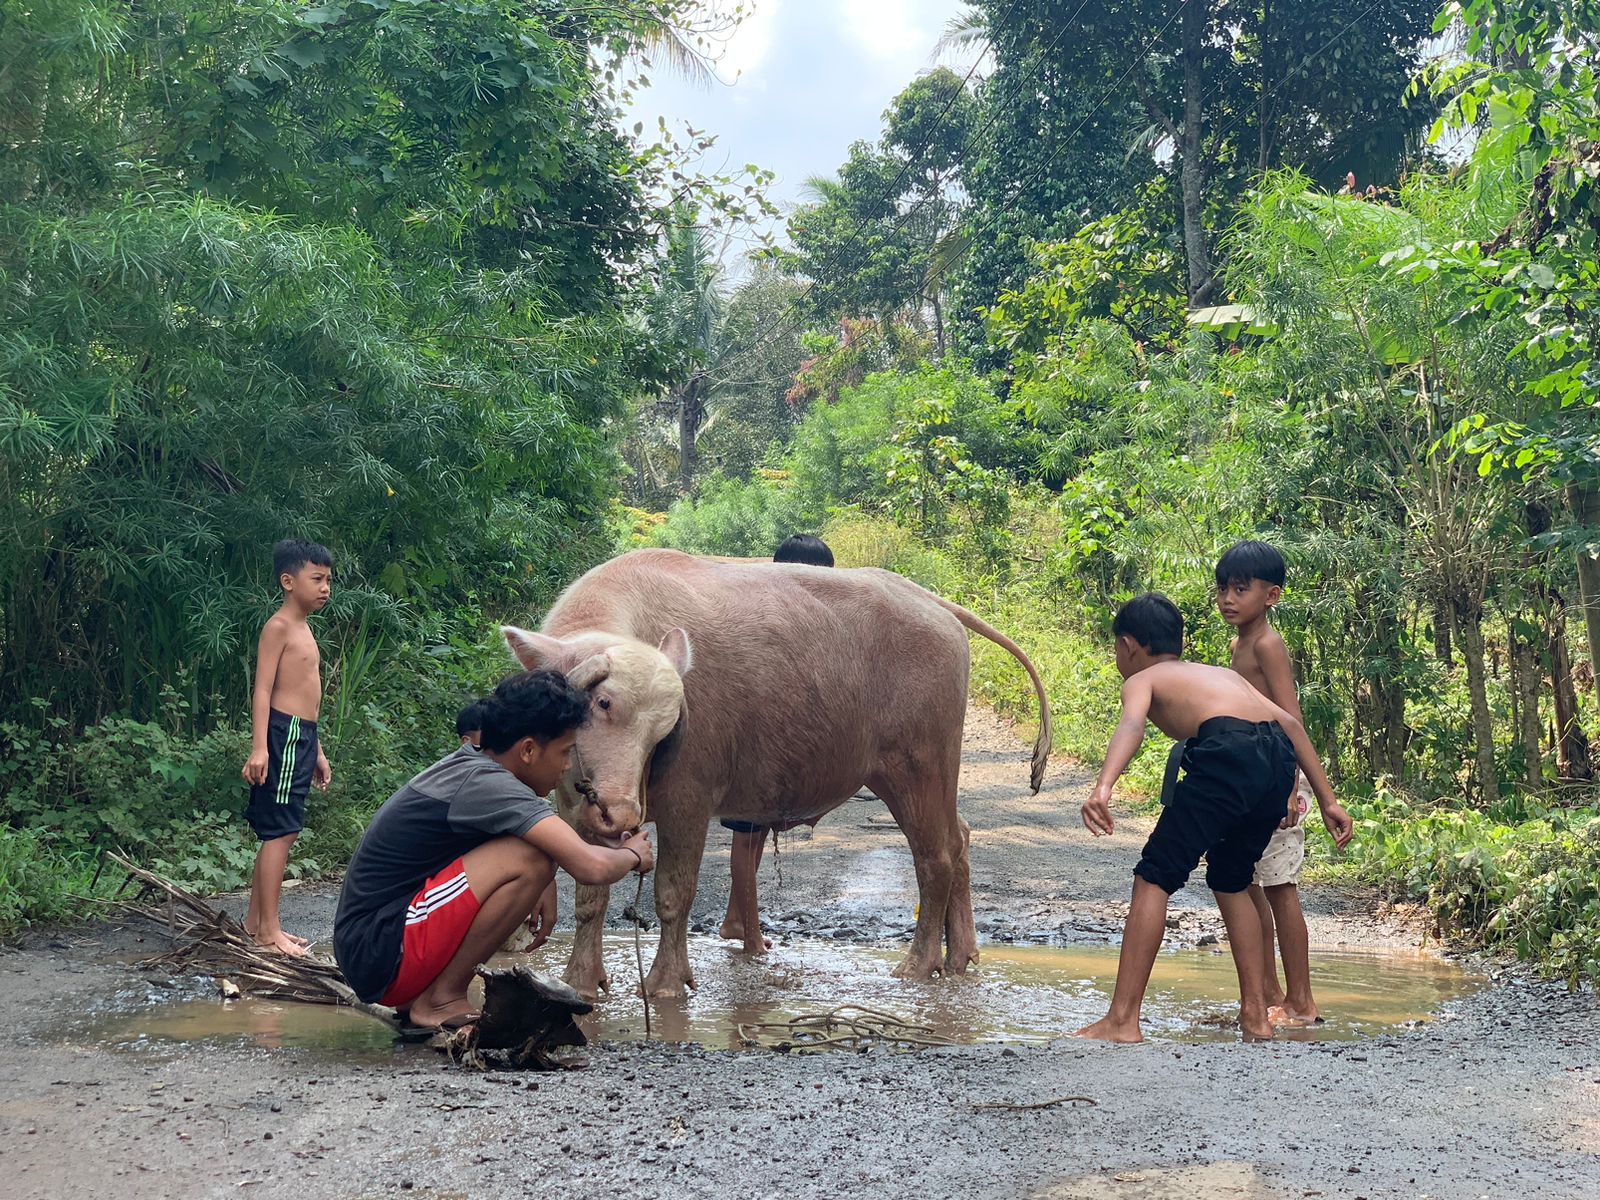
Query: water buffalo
[{"left": 502, "top": 548, "right": 1051, "bottom": 998}]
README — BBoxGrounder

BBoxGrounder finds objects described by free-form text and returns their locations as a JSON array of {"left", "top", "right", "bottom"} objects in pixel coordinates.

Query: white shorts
[{"left": 1253, "top": 773, "right": 1313, "bottom": 888}]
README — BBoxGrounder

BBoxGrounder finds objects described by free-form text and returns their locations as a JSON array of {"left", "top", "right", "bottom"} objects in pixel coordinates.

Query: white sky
[{"left": 628, "top": 0, "right": 975, "bottom": 262}]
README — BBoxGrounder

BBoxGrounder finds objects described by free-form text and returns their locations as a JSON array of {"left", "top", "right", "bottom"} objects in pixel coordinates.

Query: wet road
[{"left": 3, "top": 707, "right": 1598, "bottom": 1199}]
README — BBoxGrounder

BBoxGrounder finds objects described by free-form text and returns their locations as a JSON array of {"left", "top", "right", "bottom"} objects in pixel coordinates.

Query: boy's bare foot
[
  {"left": 741, "top": 934, "right": 774, "bottom": 953},
  {"left": 1268, "top": 1003, "right": 1322, "bottom": 1027},
  {"left": 403, "top": 997, "right": 481, "bottom": 1030},
  {"left": 255, "top": 929, "right": 309, "bottom": 957},
  {"left": 1072, "top": 1016, "right": 1144, "bottom": 1044},
  {"left": 1239, "top": 1007, "right": 1276, "bottom": 1040},
  {"left": 718, "top": 916, "right": 743, "bottom": 941},
  {"left": 247, "top": 924, "right": 309, "bottom": 948}
]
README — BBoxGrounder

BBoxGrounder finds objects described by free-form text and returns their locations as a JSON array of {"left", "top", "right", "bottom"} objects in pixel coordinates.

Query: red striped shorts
[{"left": 380, "top": 858, "right": 481, "bottom": 1008}]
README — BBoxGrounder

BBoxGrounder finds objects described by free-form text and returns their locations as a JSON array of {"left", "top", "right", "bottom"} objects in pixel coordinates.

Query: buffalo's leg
[
  {"left": 642, "top": 809, "right": 709, "bottom": 998},
  {"left": 943, "top": 816, "right": 979, "bottom": 974},
  {"left": 873, "top": 758, "right": 963, "bottom": 980},
  {"left": 566, "top": 881, "right": 612, "bottom": 999}
]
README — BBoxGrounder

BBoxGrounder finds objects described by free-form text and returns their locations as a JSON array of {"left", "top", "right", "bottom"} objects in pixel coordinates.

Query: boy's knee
[
  {"left": 1203, "top": 859, "right": 1253, "bottom": 894},
  {"left": 1133, "top": 859, "right": 1187, "bottom": 895}
]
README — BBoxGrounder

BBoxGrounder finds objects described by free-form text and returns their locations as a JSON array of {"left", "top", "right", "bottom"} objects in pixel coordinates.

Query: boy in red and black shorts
[{"left": 334, "top": 671, "right": 654, "bottom": 1032}]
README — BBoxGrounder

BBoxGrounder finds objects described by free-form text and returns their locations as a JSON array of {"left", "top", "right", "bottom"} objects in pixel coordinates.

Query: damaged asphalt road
[{"left": 3, "top": 707, "right": 1598, "bottom": 1199}]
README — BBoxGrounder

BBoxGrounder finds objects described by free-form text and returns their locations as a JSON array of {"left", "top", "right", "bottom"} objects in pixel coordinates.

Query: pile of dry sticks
[{"left": 101, "top": 851, "right": 388, "bottom": 1019}]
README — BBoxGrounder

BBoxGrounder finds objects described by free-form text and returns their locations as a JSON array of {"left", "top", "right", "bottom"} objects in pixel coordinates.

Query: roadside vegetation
[{"left": 2, "top": 1, "right": 1597, "bottom": 985}]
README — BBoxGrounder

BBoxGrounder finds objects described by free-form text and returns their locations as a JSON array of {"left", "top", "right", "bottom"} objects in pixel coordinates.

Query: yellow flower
[{"left": 385, "top": 486, "right": 395, "bottom": 497}]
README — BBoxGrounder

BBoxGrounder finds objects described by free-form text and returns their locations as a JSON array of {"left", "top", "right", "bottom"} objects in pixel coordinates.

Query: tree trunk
[
  {"left": 1453, "top": 598, "right": 1500, "bottom": 802},
  {"left": 1431, "top": 598, "right": 1453, "bottom": 664},
  {"left": 930, "top": 290, "right": 946, "bottom": 361},
  {"left": 1548, "top": 589, "right": 1594, "bottom": 781},
  {"left": 1510, "top": 615, "right": 1543, "bottom": 790},
  {"left": 1178, "top": 0, "right": 1213, "bottom": 304},
  {"left": 1566, "top": 483, "right": 1600, "bottom": 697},
  {"left": 676, "top": 375, "right": 706, "bottom": 492}
]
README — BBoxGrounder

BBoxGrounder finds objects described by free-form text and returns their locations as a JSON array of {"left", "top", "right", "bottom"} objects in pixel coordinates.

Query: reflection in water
[
  {"left": 83, "top": 998, "right": 400, "bottom": 1057},
  {"left": 73, "top": 937, "right": 1479, "bottom": 1057},
  {"left": 506, "top": 935, "right": 1481, "bottom": 1048}
]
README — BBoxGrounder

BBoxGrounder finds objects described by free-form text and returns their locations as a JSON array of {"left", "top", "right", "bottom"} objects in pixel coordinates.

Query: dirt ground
[{"left": 3, "top": 707, "right": 1599, "bottom": 1199}]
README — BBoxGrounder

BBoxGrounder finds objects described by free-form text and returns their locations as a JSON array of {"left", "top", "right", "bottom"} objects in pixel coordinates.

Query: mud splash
[{"left": 508, "top": 934, "right": 1481, "bottom": 1049}]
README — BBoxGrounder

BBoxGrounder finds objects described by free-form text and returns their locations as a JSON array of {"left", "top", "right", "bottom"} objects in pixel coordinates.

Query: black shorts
[
  {"left": 720, "top": 819, "right": 767, "bottom": 835},
  {"left": 1134, "top": 717, "right": 1296, "bottom": 895},
  {"left": 245, "top": 709, "right": 318, "bottom": 841}
]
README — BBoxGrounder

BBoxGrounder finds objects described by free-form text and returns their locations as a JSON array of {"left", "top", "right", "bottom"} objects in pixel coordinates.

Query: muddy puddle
[
  {"left": 63, "top": 936, "right": 1479, "bottom": 1058},
  {"left": 506, "top": 933, "right": 1481, "bottom": 1049},
  {"left": 66, "top": 995, "right": 404, "bottom": 1060}
]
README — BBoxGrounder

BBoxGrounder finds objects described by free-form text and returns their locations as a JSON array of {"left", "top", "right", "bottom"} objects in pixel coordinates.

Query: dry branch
[
  {"left": 737, "top": 1004, "right": 960, "bottom": 1053},
  {"left": 103, "top": 852, "right": 388, "bottom": 1020}
]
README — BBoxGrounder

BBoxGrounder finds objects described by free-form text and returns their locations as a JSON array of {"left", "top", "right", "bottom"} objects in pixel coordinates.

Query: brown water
[
  {"left": 75, "top": 996, "right": 402, "bottom": 1058},
  {"left": 72, "top": 936, "right": 1479, "bottom": 1057},
  {"left": 507, "top": 934, "right": 1480, "bottom": 1049}
]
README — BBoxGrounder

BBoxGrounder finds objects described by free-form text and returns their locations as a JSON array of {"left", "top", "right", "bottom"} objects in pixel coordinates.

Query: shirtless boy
[
  {"left": 241, "top": 538, "right": 334, "bottom": 956},
  {"left": 1076, "top": 593, "right": 1352, "bottom": 1043},
  {"left": 1216, "top": 540, "right": 1322, "bottom": 1025}
]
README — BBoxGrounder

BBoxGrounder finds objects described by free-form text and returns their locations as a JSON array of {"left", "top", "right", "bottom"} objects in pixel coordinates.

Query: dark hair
[
  {"left": 274, "top": 538, "right": 334, "bottom": 581},
  {"left": 1214, "top": 540, "right": 1286, "bottom": 588},
  {"left": 774, "top": 533, "right": 834, "bottom": 567},
  {"left": 478, "top": 670, "right": 590, "bottom": 753},
  {"left": 1112, "top": 593, "right": 1184, "bottom": 657},
  {"left": 455, "top": 699, "right": 489, "bottom": 739}
]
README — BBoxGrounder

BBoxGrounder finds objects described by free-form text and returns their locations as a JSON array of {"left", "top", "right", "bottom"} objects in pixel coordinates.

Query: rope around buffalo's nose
[{"left": 634, "top": 766, "right": 651, "bottom": 1039}]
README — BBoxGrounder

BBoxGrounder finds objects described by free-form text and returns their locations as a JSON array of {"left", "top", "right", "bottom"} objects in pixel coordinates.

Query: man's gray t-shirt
[{"left": 333, "top": 745, "right": 556, "bottom": 1003}]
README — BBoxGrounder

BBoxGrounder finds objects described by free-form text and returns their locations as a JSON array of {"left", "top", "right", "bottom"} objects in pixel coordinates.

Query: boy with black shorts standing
[
  {"left": 718, "top": 533, "right": 836, "bottom": 953},
  {"left": 241, "top": 538, "right": 334, "bottom": 956},
  {"left": 1215, "top": 540, "right": 1323, "bottom": 1026},
  {"left": 1075, "top": 594, "right": 1351, "bottom": 1043}
]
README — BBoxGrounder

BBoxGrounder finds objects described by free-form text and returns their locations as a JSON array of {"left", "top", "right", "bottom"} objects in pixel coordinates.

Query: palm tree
[{"left": 647, "top": 207, "right": 726, "bottom": 490}]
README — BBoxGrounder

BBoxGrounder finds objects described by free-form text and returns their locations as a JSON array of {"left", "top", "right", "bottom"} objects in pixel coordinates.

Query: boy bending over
[
  {"left": 1076, "top": 594, "right": 1351, "bottom": 1043},
  {"left": 334, "top": 671, "right": 654, "bottom": 1031},
  {"left": 241, "top": 538, "right": 334, "bottom": 956}
]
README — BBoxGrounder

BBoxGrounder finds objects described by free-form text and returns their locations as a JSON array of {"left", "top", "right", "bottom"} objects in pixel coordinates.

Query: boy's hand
[
  {"left": 243, "top": 749, "right": 269, "bottom": 786},
  {"left": 312, "top": 750, "right": 332, "bottom": 791},
  {"left": 1081, "top": 787, "right": 1114, "bottom": 837},
  {"left": 620, "top": 829, "right": 654, "bottom": 874},
  {"left": 1281, "top": 789, "right": 1302, "bottom": 830},
  {"left": 524, "top": 882, "right": 558, "bottom": 950},
  {"left": 1319, "top": 802, "right": 1353, "bottom": 849}
]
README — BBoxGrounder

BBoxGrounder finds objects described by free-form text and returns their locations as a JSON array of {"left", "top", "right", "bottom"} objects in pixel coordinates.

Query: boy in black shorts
[
  {"left": 718, "top": 533, "right": 836, "bottom": 953},
  {"left": 241, "top": 539, "right": 334, "bottom": 956},
  {"left": 1075, "top": 594, "right": 1351, "bottom": 1043},
  {"left": 334, "top": 671, "right": 654, "bottom": 1031}
]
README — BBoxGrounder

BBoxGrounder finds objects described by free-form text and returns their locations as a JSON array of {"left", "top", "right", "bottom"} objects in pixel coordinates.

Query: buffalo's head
[{"left": 501, "top": 625, "right": 691, "bottom": 840}]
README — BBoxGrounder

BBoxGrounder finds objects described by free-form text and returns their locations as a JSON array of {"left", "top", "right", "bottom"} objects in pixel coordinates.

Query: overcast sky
[{"left": 627, "top": 0, "right": 975, "bottom": 262}]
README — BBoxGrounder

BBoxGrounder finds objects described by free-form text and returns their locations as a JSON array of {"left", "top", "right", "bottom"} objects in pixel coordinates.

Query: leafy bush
[
  {"left": 0, "top": 826, "right": 108, "bottom": 939},
  {"left": 1339, "top": 785, "right": 1600, "bottom": 987}
]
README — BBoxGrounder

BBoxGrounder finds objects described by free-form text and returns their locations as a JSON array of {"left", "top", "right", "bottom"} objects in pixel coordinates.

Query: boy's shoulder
[{"left": 1235, "top": 620, "right": 1287, "bottom": 655}]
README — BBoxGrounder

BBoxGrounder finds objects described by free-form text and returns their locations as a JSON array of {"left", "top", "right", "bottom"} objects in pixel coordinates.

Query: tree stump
[{"left": 440, "top": 965, "right": 593, "bottom": 1071}]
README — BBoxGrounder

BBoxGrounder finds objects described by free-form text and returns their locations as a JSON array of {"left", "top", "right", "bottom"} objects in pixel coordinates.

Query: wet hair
[
  {"left": 1214, "top": 540, "right": 1286, "bottom": 589},
  {"left": 773, "top": 533, "right": 834, "bottom": 567},
  {"left": 478, "top": 670, "right": 590, "bottom": 753},
  {"left": 1112, "top": 593, "right": 1184, "bottom": 657},
  {"left": 455, "top": 699, "right": 489, "bottom": 739},
  {"left": 274, "top": 538, "right": 334, "bottom": 581}
]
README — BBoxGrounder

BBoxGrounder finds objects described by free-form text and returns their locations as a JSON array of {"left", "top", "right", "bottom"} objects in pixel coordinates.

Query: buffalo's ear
[
  {"left": 657, "top": 627, "right": 693, "bottom": 676},
  {"left": 502, "top": 625, "right": 568, "bottom": 670}
]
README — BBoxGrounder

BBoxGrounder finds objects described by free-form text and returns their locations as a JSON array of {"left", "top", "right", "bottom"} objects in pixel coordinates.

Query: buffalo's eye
[{"left": 597, "top": 697, "right": 611, "bottom": 711}]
